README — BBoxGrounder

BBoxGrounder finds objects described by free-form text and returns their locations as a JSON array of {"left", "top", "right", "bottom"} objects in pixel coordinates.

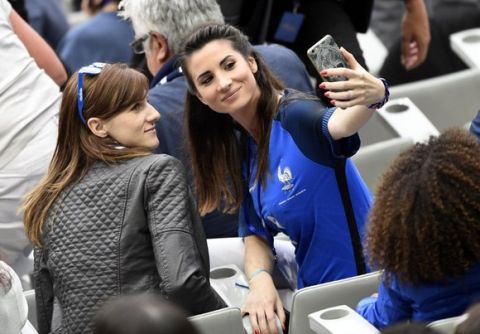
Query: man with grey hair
[{"left": 120, "top": 0, "right": 313, "bottom": 238}]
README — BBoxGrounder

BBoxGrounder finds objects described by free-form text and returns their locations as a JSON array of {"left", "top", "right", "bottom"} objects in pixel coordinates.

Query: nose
[
  {"left": 217, "top": 74, "right": 232, "bottom": 92},
  {"left": 147, "top": 103, "right": 161, "bottom": 123}
]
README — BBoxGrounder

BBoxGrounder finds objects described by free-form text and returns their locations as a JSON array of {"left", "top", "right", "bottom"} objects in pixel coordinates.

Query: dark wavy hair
[
  {"left": 366, "top": 128, "right": 480, "bottom": 284},
  {"left": 178, "top": 24, "right": 285, "bottom": 215},
  {"left": 94, "top": 294, "right": 199, "bottom": 334}
]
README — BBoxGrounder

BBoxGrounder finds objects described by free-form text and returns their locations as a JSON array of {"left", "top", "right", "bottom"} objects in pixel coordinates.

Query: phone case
[{"left": 307, "top": 34, "right": 348, "bottom": 82}]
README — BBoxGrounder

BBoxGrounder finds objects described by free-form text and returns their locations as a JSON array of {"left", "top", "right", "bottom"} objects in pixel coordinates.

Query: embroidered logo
[{"left": 277, "top": 165, "right": 294, "bottom": 191}]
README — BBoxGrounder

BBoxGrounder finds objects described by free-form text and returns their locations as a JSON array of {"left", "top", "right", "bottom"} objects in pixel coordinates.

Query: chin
[{"left": 149, "top": 140, "right": 160, "bottom": 150}]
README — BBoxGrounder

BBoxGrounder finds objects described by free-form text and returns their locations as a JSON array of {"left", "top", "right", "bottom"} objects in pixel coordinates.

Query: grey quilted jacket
[{"left": 34, "top": 155, "right": 226, "bottom": 334}]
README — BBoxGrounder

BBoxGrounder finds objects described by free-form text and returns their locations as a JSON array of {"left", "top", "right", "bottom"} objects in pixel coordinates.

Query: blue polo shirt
[
  {"left": 357, "top": 263, "right": 480, "bottom": 329},
  {"left": 57, "top": 12, "right": 134, "bottom": 72},
  {"left": 239, "top": 91, "right": 372, "bottom": 288}
]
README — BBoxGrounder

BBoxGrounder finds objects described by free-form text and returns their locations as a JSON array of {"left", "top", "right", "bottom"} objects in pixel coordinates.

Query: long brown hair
[
  {"left": 23, "top": 63, "right": 151, "bottom": 245},
  {"left": 366, "top": 128, "right": 480, "bottom": 284},
  {"left": 178, "top": 24, "right": 284, "bottom": 215}
]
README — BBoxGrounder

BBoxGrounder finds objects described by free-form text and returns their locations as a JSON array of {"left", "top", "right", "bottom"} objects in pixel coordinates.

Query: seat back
[
  {"left": 450, "top": 28, "right": 480, "bottom": 69},
  {"left": 359, "top": 69, "right": 480, "bottom": 145},
  {"left": 24, "top": 289, "right": 37, "bottom": 330},
  {"left": 289, "top": 271, "right": 382, "bottom": 334},
  {"left": 189, "top": 307, "right": 245, "bottom": 334},
  {"left": 353, "top": 137, "right": 413, "bottom": 192},
  {"left": 428, "top": 315, "right": 465, "bottom": 334},
  {"left": 389, "top": 69, "right": 480, "bottom": 131},
  {"left": 358, "top": 112, "right": 399, "bottom": 146}
]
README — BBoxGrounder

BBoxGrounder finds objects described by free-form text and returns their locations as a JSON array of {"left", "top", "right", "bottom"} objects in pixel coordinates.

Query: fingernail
[
  {"left": 331, "top": 100, "right": 336, "bottom": 106},
  {"left": 282, "top": 322, "right": 286, "bottom": 331},
  {"left": 324, "top": 91, "right": 330, "bottom": 97},
  {"left": 255, "top": 330, "right": 260, "bottom": 334},
  {"left": 320, "top": 70, "right": 328, "bottom": 76},
  {"left": 319, "top": 83, "right": 326, "bottom": 89}
]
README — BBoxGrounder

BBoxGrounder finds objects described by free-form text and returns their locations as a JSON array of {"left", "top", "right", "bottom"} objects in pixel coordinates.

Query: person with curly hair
[{"left": 357, "top": 128, "right": 480, "bottom": 329}]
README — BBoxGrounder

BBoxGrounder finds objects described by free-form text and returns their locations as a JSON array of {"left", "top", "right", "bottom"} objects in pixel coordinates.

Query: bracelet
[
  {"left": 249, "top": 268, "right": 269, "bottom": 282},
  {"left": 368, "top": 78, "right": 390, "bottom": 110}
]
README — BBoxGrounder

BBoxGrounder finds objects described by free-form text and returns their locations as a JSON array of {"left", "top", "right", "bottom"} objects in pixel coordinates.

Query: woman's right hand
[{"left": 241, "top": 272, "right": 286, "bottom": 334}]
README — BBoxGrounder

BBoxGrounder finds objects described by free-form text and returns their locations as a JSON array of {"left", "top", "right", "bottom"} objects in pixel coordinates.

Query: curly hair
[{"left": 366, "top": 128, "right": 480, "bottom": 284}]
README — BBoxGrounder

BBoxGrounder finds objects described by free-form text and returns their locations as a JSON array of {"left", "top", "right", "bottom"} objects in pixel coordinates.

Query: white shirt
[
  {"left": 0, "top": 0, "right": 61, "bottom": 169},
  {"left": 0, "top": 261, "right": 32, "bottom": 334}
]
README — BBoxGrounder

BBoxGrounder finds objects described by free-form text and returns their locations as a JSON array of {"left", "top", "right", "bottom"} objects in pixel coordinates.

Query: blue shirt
[
  {"left": 57, "top": 11, "right": 134, "bottom": 72},
  {"left": 239, "top": 92, "right": 372, "bottom": 288},
  {"left": 357, "top": 264, "right": 480, "bottom": 329},
  {"left": 470, "top": 110, "right": 480, "bottom": 141},
  {"left": 25, "top": 0, "right": 69, "bottom": 49},
  {"left": 148, "top": 44, "right": 314, "bottom": 238}
]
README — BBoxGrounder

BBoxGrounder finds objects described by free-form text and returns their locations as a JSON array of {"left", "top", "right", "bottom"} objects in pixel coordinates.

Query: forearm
[
  {"left": 244, "top": 235, "right": 275, "bottom": 279},
  {"left": 9, "top": 10, "right": 67, "bottom": 86},
  {"left": 328, "top": 106, "right": 375, "bottom": 140},
  {"left": 403, "top": 0, "right": 425, "bottom": 12},
  {"left": 242, "top": 235, "right": 286, "bottom": 333},
  {"left": 153, "top": 230, "right": 226, "bottom": 314},
  {"left": 400, "top": 0, "right": 430, "bottom": 68}
]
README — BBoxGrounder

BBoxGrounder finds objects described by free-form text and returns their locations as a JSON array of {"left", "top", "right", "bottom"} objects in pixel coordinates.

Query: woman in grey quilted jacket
[{"left": 23, "top": 63, "right": 226, "bottom": 334}]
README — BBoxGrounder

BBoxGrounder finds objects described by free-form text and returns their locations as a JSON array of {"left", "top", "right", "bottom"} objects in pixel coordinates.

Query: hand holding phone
[{"left": 307, "top": 34, "right": 348, "bottom": 82}]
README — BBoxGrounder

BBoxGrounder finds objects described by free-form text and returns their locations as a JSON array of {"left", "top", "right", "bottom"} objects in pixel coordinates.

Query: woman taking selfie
[
  {"left": 179, "top": 24, "right": 389, "bottom": 333},
  {"left": 23, "top": 63, "right": 225, "bottom": 333}
]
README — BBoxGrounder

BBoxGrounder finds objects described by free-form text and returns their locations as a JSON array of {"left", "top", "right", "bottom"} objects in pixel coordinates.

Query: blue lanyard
[{"left": 243, "top": 138, "right": 277, "bottom": 259}]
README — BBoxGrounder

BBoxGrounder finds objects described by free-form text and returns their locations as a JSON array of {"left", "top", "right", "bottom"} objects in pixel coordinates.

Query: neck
[
  {"left": 101, "top": 2, "right": 119, "bottom": 12},
  {"left": 232, "top": 109, "right": 259, "bottom": 140}
]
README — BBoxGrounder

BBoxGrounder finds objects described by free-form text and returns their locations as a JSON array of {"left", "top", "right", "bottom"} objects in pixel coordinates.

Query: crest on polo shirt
[{"left": 277, "top": 165, "right": 294, "bottom": 191}]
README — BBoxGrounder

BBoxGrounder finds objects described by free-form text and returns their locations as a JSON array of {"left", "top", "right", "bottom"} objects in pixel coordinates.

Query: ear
[
  {"left": 248, "top": 55, "right": 258, "bottom": 74},
  {"left": 87, "top": 117, "right": 109, "bottom": 138},
  {"left": 149, "top": 32, "right": 170, "bottom": 63}
]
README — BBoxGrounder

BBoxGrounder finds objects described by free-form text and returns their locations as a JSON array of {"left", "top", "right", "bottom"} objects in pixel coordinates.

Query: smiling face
[
  {"left": 185, "top": 39, "right": 261, "bottom": 120},
  {"left": 101, "top": 99, "right": 161, "bottom": 150}
]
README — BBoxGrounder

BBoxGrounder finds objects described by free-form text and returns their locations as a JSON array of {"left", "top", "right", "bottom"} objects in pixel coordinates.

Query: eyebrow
[{"left": 196, "top": 55, "right": 233, "bottom": 82}]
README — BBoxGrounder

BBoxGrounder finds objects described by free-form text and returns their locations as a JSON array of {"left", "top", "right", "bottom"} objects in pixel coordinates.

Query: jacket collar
[{"left": 150, "top": 56, "right": 183, "bottom": 88}]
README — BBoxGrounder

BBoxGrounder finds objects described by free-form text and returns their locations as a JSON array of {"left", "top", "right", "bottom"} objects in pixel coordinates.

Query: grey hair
[{"left": 119, "top": 0, "right": 225, "bottom": 55}]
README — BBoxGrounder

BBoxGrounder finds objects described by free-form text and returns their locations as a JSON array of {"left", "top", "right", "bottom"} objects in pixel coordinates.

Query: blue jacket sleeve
[
  {"left": 278, "top": 100, "right": 360, "bottom": 167},
  {"left": 356, "top": 279, "right": 412, "bottom": 329},
  {"left": 470, "top": 110, "right": 480, "bottom": 141}
]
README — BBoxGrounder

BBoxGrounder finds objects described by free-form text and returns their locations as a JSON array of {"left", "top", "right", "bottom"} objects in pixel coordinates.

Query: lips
[
  {"left": 144, "top": 127, "right": 156, "bottom": 133},
  {"left": 222, "top": 87, "right": 240, "bottom": 102}
]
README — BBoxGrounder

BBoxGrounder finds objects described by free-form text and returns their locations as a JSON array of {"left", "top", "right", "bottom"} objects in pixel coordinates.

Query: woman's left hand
[{"left": 319, "top": 48, "right": 385, "bottom": 109}]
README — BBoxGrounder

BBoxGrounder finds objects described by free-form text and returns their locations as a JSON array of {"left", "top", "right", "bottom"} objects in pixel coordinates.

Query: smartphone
[{"left": 307, "top": 34, "right": 348, "bottom": 82}]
